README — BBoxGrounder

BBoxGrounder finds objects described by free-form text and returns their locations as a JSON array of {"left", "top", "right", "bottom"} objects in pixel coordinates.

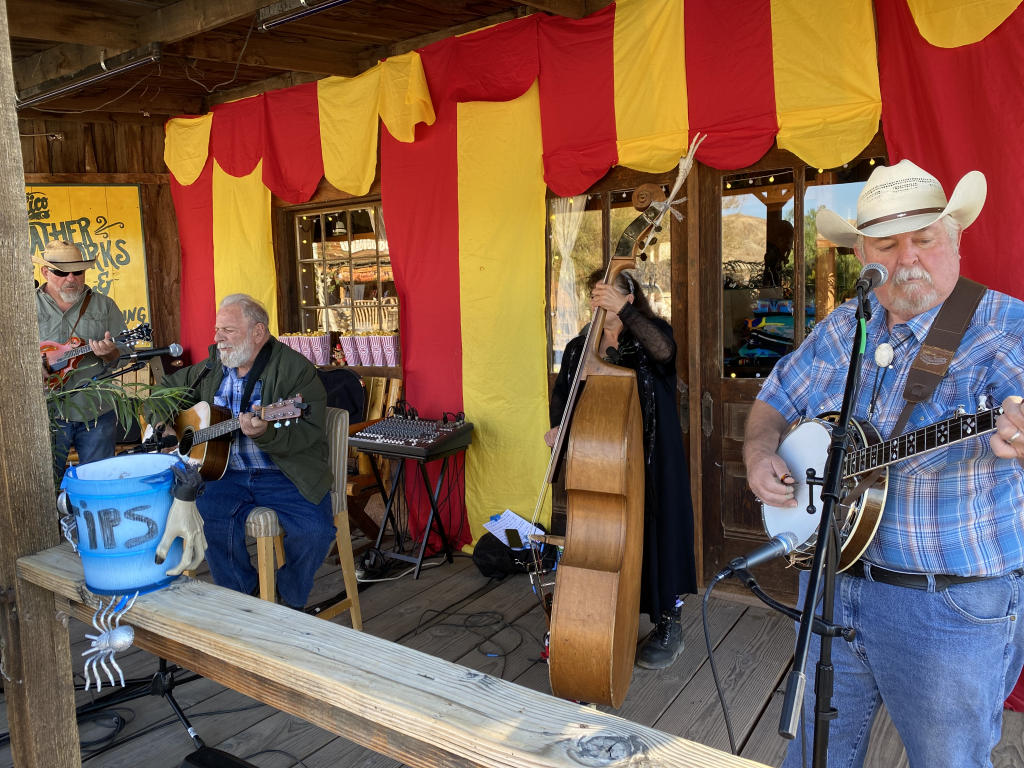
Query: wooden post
[{"left": 0, "top": 2, "right": 82, "bottom": 765}]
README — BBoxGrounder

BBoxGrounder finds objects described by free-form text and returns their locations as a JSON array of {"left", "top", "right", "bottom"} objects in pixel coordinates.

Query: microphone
[
  {"left": 122, "top": 343, "right": 184, "bottom": 361},
  {"left": 855, "top": 263, "right": 889, "bottom": 293},
  {"left": 126, "top": 434, "right": 178, "bottom": 453},
  {"left": 728, "top": 531, "right": 800, "bottom": 572}
]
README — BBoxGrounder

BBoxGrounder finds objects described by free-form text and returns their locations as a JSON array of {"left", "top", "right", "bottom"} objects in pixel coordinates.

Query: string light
[
  {"left": 768, "top": 175, "right": 775, "bottom": 183},
  {"left": 748, "top": 179, "right": 754, "bottom": 185},
  {"left": 818, "top": 168, "right": 824, "bottom": 173},
  {"left": 725, "top": 182, "right": 732, "bottom": 189},
  {"left": 869, "top": 158, "right": 876, "bottom": 165}
]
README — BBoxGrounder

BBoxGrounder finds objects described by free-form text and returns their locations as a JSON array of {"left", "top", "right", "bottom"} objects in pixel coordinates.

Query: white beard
[
  {"left": 58, "top": 281, "right": 85, "bottom": 304},
  {"left": 218, "top": 333, "right": 256, "bottom": 369},
  {"left": 887, "top": 265, "right": 938, "bottom": 317}
]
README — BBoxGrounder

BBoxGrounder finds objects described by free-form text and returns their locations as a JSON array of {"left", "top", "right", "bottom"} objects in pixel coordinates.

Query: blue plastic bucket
[{"left": 62, "top": 454, "right": 184, "bottom": 595}]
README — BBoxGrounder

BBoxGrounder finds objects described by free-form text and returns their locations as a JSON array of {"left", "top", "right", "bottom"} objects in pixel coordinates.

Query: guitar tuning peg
[
  {"left": 274, "top": 422, "right": 282, "bottom": 429},
  {"left": 284, "top": 420, "right": 291, "bottom": 426}
]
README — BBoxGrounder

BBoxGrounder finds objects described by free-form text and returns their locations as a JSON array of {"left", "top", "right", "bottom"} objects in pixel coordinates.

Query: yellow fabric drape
[
  {"left": 212, "top": 159, "right": 279, "bottom": 334},
  {"left": 908, "top": 0, "right": 1023, "bottom": 47},
  {"left": 318, "top": 52, "right": 435, "bottom": 195},
  {"left": 164, "top": 113, "right": 213, "bottom": 186},
  {"left": 379, "top": 51, "right": 435, "bottom": 143},
  {"left": 318, "top": 68, "right": 383, "bottom": 197},
  {"left": 613, "top": 0, "right": 689, "bottom": 173},
  {"left": 770, "top": 0, "right": 881, "bottom": 169},
  {"left": 457, "top": 81, "right": 551, "bottom": 544}
]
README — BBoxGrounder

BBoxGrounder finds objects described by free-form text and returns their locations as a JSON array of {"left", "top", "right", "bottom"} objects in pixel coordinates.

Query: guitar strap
[
  {"left": 842, "top": 276, "right": 987, "bottom": 507},
  {"left": 67, "top": 289, "right": 93, "bottom": 340},
  {"left": 240, "top": 338, "right": 274, "bottom": 414}
]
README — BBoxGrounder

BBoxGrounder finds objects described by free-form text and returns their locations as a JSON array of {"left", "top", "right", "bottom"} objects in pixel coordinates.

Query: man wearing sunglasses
[{"left": 34, "top": 239, "right": 128, "bottom": 474}]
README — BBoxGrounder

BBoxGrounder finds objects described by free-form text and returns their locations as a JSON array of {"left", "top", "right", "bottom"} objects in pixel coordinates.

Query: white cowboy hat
[
  {"left": 816, "top": 159, "right": 986, "bottom": 248},
  {"left": 32, "top": 239, "right": 96, "bottom": 271}
]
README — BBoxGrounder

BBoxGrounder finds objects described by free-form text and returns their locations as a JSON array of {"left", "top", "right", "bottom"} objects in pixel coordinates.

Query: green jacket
[{"left": 161, "top": 337, "right": 333, "bottom": 504}]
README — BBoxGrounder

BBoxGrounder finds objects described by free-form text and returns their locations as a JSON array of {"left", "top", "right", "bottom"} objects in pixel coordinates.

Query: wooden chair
[
  {"left": 246, "top": 406, "right": 362, "bottom": 628},
  {"left": 346, "top": 376, "right": 402, "bottom": 533}
]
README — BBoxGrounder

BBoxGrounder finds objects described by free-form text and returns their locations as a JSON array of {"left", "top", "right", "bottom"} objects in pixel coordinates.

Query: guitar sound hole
[{"left": 178, "top": 430, "right": 194, "bottom": 457}]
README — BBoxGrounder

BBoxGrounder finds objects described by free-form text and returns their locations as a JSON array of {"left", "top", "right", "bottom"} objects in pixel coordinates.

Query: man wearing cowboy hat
[
  {"left": 36, "top": 239, "right": 128, "bottom": 473},
  {"left": 743, "top": 160, "right": 1024, "bottom": 767}
]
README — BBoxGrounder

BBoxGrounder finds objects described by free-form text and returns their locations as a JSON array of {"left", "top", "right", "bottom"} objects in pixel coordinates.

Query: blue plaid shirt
[
  {"left": 758, "top": 290, "right": 1024, "bottom": 577},
  {"left": 214, "top": 366, "right": 278, "bottom": 472}
]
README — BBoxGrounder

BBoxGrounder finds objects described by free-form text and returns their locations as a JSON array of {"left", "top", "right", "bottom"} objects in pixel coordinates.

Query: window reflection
[
  {"left": 804, "top": 158, "right": 885, "bottom": 323},
  {"left": 549, "top": 194, "right": 602, "bottom": 371},
  {"left": 295, "top": 204, "right": 398, "bottom": 342},
  {"left": 721, "top": 169, "right": 802, "bottom": 378}
]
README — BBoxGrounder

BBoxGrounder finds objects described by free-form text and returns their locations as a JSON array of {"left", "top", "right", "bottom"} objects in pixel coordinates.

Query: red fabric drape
[
  {"left": 170, "top": 157, "right": 216, "bottom": 359},
  {"left": 685, "top": 0, "right": 777, "bottom": 169},
  {"left": 381, "top": 40, "right": 470, "bottom": 553},
  {"left": 263, "top": 82, "right": 325, "bottom": 205},
  {"left": 876, "top": 0, "right": 1024, "bottom": 299},
  {"left": 447, "top": 15, "right": 539, "bottom": 103},
  {"left": 210, "top": 97, "right": 264, "bottom": 178},
  {"left": 537, "top": 5, "right": 617, "bottom": 197}
]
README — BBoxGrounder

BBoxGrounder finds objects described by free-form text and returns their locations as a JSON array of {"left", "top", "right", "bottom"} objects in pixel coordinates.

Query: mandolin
[
  {"left": 41, "top": 324, "right": 153, "bottom": 389},
  {"left": 762, "top": 403, "right": 1003, "bottom": 571},
  {"left": 143, "top": 396, "right": 309, "bottom": 481}
]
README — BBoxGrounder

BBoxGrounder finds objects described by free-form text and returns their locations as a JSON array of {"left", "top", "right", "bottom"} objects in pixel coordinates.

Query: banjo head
[
  {"left": 761, "top": 415, "right": 883, "bottom": 569},
  {"left": 761, "top": 419, "right": 832, "bottom": 558}
]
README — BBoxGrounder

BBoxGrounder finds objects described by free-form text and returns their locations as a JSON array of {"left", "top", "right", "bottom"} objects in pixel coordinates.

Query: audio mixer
[{"left": 349, "top": 416, "right": 474, "bottom": 459}]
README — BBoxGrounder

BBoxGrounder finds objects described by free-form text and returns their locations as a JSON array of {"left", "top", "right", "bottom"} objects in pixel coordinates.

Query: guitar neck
[
  {"left": 192, "top": 417, "right": 242, "bottom": 446},
  {"left": 59, "top": 345, "right": 95, "bottom": 364},
  {"left": 844, "top": 406, "right": 1002, "bottom": 478}
]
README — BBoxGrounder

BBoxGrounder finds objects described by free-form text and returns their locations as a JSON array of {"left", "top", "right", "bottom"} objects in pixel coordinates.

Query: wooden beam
[
  {"left": 205, "top": 70, "right": 322, "bottom": 107},
  {"left": 18, "top": 108, "right": 170, "bottom": 126},
  {"left": 359, "top": 7, "right": 534, "bottom": 68},
  {"left": 25, "top": 172, "right": 169, "bottom": 185},
  {"left": 6, "top": 0, "right": 141, "bottom": 49},
  {"left": 518, "top": 0, "right": 586, "bottom": 19},
  {"left": 14, "top": 0, "right": 279, "bottom": 91},
  {"left": 20, "top": 545, "right": 766, "bottom": 768},
  {"left": 24, "top": 89, "right": 203, "bottom": 116},
  {"left": 0, "top": 1, "right": 81, "bottom": 765},
  {"left": 169, "top": 30, "right": 360, "bottom": 77}
]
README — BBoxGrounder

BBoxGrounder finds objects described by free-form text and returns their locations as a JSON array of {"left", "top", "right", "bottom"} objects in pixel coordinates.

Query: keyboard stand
[{"left": 364, "top": 446, "right": 463, "bottom": 578}]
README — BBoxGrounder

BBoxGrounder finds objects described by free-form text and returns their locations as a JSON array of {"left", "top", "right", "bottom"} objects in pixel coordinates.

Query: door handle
[{"left": 701, "top": 391, "right": 713, "bottom": 437}]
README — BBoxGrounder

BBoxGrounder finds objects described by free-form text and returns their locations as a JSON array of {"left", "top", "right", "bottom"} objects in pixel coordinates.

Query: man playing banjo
[{"left": 744, "top": 159, "right": 1024, "bottom": 767}]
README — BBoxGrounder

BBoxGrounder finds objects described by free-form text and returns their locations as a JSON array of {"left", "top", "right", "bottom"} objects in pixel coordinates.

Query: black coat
[{"left": 550, "top": 317, "right": 698, "bottom": 620}]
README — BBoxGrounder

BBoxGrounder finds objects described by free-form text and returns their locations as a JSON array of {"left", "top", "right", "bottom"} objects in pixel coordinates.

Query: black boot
[{"left": 636, "top": 607, "right": 684, "bottom": 669}]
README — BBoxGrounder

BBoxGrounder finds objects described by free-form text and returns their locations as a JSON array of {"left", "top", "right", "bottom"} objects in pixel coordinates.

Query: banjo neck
[{"left": 843, "top": 405, "right": 1003, "bottom": 478}]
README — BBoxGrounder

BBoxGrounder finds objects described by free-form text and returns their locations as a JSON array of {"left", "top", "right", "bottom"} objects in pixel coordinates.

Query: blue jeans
[
  {"left": 782, "top": 567, "right": 1024, "bottom": 768},
  {"left": 53, "top": 410, "right": 117, "bottom": 477},
  {"left": 196, "top": 469, "right": 335, "bottom": 609}
]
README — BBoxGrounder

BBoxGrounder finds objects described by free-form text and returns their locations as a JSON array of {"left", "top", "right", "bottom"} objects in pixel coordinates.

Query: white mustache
[{"left": 891, "top": 266, "right": 934, "bottom": 287}]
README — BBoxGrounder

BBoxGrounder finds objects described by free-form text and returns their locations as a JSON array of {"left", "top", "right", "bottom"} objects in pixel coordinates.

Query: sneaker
[{"left": 636, "top": 607, "right": 684, "bottom": 669}]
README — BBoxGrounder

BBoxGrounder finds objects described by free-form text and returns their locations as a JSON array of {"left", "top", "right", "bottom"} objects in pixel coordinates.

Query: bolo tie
[{"left": 866, "top": 333, "right": 912, "bottom": 420}]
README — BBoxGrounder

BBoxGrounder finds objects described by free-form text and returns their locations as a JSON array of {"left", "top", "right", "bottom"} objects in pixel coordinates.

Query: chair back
[{"left": 325, "top": 407, "right": 350, "bottom": 515}]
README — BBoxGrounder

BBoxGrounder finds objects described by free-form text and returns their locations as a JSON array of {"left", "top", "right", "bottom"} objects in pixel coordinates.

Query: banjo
[{"left": 763, "top": 401, "right": 1003, "bottom": 571}]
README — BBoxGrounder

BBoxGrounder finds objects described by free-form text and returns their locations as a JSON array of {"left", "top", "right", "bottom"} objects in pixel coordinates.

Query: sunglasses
[{"left": 47, "top": 268, "right": 86, "bottom": 278}]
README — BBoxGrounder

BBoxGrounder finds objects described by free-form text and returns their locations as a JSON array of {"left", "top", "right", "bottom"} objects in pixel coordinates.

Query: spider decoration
[
  {"left": 56, "top": 491, "right": 78, "bottom": 554},
  {"left": 82, "top": 593, "right": 139, "bottom": 691}
]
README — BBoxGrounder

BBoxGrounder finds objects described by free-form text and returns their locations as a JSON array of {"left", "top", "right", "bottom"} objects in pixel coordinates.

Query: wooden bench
[{"left": 17, "top": 544, "right": 766, "bottom": 768}]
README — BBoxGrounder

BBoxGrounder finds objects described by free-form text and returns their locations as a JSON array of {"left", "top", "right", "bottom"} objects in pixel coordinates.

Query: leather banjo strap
[{"left": 842, "top": 276, "right": 988, "bottom": 508}]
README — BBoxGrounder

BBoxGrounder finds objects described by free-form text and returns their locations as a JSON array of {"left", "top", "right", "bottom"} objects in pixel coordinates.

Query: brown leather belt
[{"left": 848, "top": 560, "right": 1016, "bottom": 592}]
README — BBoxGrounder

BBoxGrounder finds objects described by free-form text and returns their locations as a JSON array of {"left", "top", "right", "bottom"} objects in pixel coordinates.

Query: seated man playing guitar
[
  {"left": 157, "top": 294, "right": 335, "bottom": 610},
  {"left": 35, "top": 240, "right": 126, "bottom": 475},
  {"left": 744, "top": 161, "right": 1024, "bottom": 768}
]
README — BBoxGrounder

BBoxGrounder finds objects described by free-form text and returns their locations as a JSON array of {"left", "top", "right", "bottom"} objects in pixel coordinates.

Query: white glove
[{"left": 156, "top": 497, "right": 208, "bottom": 576}]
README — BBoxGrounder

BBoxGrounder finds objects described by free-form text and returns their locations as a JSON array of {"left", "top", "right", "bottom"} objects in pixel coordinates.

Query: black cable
[
  {"left": 703, "top": 571, "right": 739, "bottom": 756},
  {"left": 415, "top": 607, "right": 545, "bottom": 680}
]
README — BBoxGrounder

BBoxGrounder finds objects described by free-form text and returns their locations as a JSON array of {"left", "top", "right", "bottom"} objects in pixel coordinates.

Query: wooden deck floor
[{"left": 1, "top": 547, "right": 1022, "bottom": 767}]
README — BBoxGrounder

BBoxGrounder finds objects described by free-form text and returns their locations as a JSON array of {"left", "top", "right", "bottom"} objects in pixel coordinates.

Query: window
[
  {"left": 719, "top": 155, "right": 884, "bottom": 379},
  {"left": 295, "top": 205, "right": 397, "bottom": 336},
  {"left": 547, "top": 187, "right": 672, "bottom": 372}
]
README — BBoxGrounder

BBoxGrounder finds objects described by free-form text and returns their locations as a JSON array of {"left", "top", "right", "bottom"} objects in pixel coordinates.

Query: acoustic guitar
[
  {"left": 41, "top": 323, "right": 153, "bottom": 389},
  {"left": 144, "top": 396, "right": 309, "bottom": 481},
  {"left": 762, "top": 403, "right": 1003, "bottom": 571}
]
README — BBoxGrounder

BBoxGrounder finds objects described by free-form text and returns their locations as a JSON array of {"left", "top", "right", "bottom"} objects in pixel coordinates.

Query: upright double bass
[{"left": 531, "top": 139, "right": 701, "bottom": 708}]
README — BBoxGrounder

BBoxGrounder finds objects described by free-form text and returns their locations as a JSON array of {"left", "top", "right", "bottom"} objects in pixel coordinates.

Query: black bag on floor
[{"left": 472, "top": 531, "right": 558, "bottom": 579}]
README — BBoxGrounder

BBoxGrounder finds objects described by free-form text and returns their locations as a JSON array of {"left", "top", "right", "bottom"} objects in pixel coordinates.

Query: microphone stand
[{"left": 777, "top": 286, "right": 871, "bottom": 765}]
